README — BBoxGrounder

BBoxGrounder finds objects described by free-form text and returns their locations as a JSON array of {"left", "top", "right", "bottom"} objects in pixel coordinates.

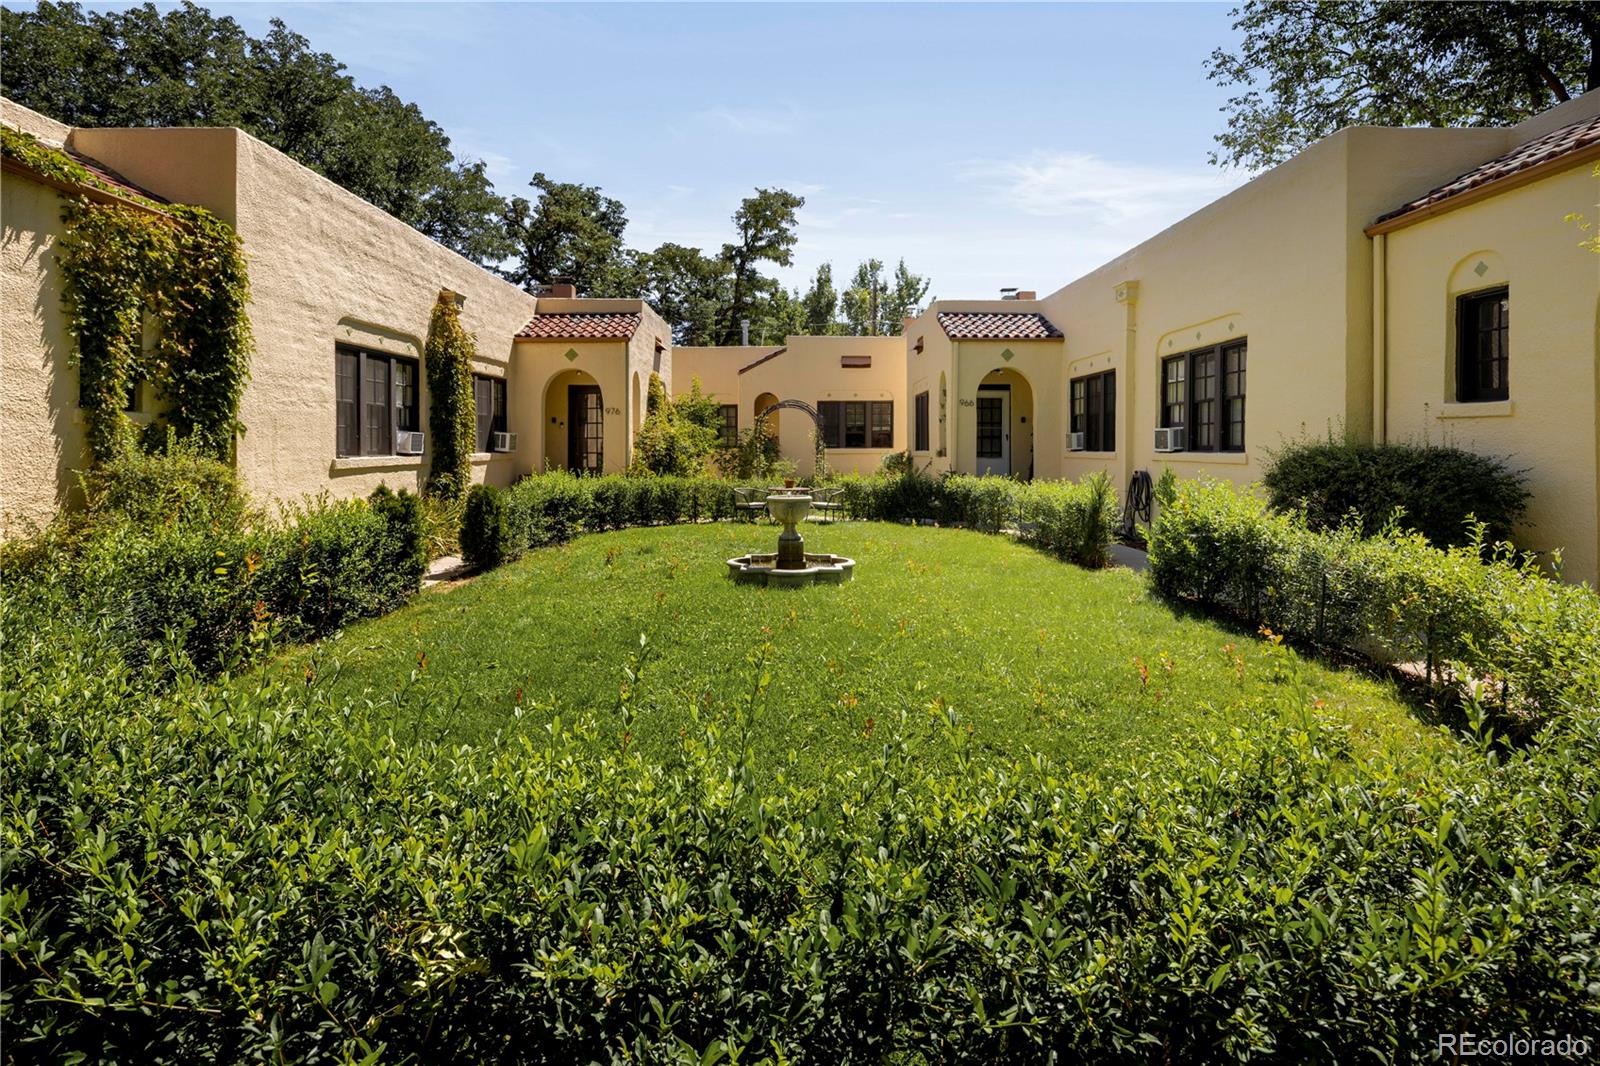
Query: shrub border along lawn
[
  {"left": 461, "top": 469, "right": 1119, "bottom": 571},
  {"left": 1148, "top": 476, "right": 1600, "bottom": 739},
  {"left": 5, "top": 459, "right": 1599, "bottom": 1061}
]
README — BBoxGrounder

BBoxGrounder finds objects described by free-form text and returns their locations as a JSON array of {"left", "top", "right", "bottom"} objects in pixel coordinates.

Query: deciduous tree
[
  {"left": 719, "top": 188, "right": 805, "bottom": 344},
  {"left": 1208, "top": 1, "right": 1600, "bottom": 169}
]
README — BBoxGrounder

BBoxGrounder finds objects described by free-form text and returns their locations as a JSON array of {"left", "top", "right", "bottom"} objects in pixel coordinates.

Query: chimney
[
  {"left": 547, "top": 276, "right": 577, "bottom": 299},
  {"left": 1014, "top": 290, "right": 1037, "bottom": 301}
]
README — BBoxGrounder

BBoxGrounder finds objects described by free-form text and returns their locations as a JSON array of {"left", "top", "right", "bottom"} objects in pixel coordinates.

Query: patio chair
[
  {"left": 811, "top": 486, "right": 843, "bottom": 523},
  {"left": 734, "top": 486, "right": 769, "bottom": 521}
]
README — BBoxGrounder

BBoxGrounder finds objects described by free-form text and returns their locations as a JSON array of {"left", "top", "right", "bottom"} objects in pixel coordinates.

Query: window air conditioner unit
[
  {"left": 1153, "top": 427, "right": 1184, "bottom": 453},
  {"left": 1068, "top": 431, "right": 1086, "bottom": 452},
  {"left": 491, "top": 431, "right": 517, "bottom": 453},
  {"left": 395, "top": 430, "right": 425, "bottom": 455}
]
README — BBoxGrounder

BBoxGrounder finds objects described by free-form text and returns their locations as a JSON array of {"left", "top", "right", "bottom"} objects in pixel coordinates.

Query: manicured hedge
[
  {"left": 1262, "top": 439, "right": 1529, "bottom": 549},
  {"left": 2, "top": 478, "right": 427, "bottom": 682},
  {"left": 4, "top": 624, "right": 1597, "bottom": 1062},
  {"left": 465, "top": 471, "right": 1118, "bottom": 573},
  {"left": 1149, "top": 477, "right": 1600, "bottom": 737},
  {"left": 834, "top": 471, "right": 1118, "bottom": 566}
]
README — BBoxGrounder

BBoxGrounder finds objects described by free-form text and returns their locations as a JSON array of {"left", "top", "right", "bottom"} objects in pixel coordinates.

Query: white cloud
[
  {"left": 695, "top": 103, "right": 803, "bottom": 137},
  {"left": 961, "top": 152, "right": 1245, "bottom": 224}
]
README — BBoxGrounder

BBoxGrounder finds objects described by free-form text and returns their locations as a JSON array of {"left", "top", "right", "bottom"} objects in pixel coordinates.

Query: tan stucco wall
[
  {"left": 672, "top": 345, "right": 780, "bottom": 409},
  {"left": 1382, "top": 160, "right": 1600, "bottom": 584},
  {"left": 1, "top": 98, "right": 71, "bottom": 146},
  {"left": 2, "top": 171, "right": 81, "bottom": 530},
  {"left": 518, "top": 339, "right": 630, "bottom": 473},
  {"left": 905, "top": 324, "right": 956, "bottom": 476},
  {"left": 736, "top": 335, "right": 906, "bottom": 477}
]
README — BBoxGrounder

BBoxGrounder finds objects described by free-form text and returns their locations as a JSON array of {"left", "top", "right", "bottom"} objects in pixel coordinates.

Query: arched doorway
[
  {"left": 975, "top": 367, "right": 1034, "bottom": 478},
  {"left": 753, "top": 391, "right": 780, "bottom": 445},
  {"left": 544, "top": 368, "right": 604, "bottom": 473}
]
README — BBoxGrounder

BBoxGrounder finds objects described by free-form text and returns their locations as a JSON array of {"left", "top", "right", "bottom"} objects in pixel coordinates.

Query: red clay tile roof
[
  {"left": 515, "top": 312, "right": 641, "bottom": 340},
  {"left": 1375, "top": 113, "right": 1600, "bottom": 226},
  {"left": 936, "top": 311, "right": 1062, "bottom": 340}
]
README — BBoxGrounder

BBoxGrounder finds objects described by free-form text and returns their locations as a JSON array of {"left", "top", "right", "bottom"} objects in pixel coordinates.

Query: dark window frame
[
  {"left": 1455, "top": 286, "right": 1508, "bottom": 403},
  {"left": 717, "top": 403, "right": 738, "bottom": 447},
  {"left": 336, "top": 344, "right": 420, "bottom": 458},
  {"left": 1159, "top": 339, "right": 1246, "bottom": 453},
  {"left": 472, "top": 374, "right": 508, "bottom": 452},
  {"left": 914, "top": 391, "right": 930, "bottom": 451},
  {"left": 1069, "top": 369, "right": 1116, "bottom": 452},
  {"left": 816, "top": 400, "right": 893, "bottom": 449}
]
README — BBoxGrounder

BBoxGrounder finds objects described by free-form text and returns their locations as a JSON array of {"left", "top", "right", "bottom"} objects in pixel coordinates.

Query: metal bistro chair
[
  {"left": 810, "top": 486, "right": 843, "bottom": 523},
  {"left": 734, "top": 486, "right": 769, "bottom": 522}
]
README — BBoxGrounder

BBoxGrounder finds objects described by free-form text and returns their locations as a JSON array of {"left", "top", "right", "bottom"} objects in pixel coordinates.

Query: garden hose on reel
[{"left": 1119, "top": 469, "right": 1153, "bottom": 539}]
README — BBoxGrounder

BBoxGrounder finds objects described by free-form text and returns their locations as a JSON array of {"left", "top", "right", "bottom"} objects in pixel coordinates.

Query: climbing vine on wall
[
  {"left": 424, "top": 293, "right": 477, "bottom": 499},
  {"left": 3, "top": 126, "right": 252, "bottom": 463}
]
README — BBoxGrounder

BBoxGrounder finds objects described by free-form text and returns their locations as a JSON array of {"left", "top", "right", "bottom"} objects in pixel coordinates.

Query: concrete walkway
[
  {"left": 1108, "top": 543, "right": 1149, "bottom": 572},
  {"left": 423, "top": 554, "right": 472, "bottom": 589}
]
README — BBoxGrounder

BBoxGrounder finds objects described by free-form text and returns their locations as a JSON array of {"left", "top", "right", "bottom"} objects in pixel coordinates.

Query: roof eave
[{"left": 1366, "top": 139, "right": 1600, "bottom": 236}]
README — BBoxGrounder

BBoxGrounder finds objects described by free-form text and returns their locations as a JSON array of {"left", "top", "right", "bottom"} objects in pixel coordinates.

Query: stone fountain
[{"left": 727, "top": 487, "right": 855, "bottom": 587}]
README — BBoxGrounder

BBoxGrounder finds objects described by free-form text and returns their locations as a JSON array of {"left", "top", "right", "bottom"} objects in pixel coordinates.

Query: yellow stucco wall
[
  {"left": 739, "top": 335, "right": 907, "bottom": 477},
  {"left": 2, "top": 169, "right": 81, "bottom": 529},
  {"left": 518, "top": 339, "right": 629, "bottom": 473},
  {"left": 3, "top": 113, "right": 544, "bottom": 524},
  {"left": 1381, "top": 160, "right": 1600, "bottom": 584},
  {"left": 672, "top": 345, "right": 780, "bottom": 409}
]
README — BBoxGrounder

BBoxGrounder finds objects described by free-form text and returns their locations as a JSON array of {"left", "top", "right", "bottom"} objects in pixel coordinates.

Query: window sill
[
  {"left": 331, "top": 454, "right": 424, "bottom": 472},
  {"left": 470, "top": 452, "right": 495, "bottom": 464},
  {"left": 1438, "top": 400, "right": 1513, "bottom": 419},
  {"left": 1159, "top": 450, "right": 1250, "bottom": 465},
  {"left": 1067, "top": 450, "right": 1117, "bottom": 458}
]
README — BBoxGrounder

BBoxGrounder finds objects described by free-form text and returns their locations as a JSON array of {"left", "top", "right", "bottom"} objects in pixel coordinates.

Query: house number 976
[{"left": 604, "top": 406, "right": 622, "bottom": 416}]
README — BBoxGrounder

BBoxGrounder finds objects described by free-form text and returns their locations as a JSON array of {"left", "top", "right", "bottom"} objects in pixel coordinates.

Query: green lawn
[{"left": 277, "top": 522, "right": 1437, "bottom": 785}]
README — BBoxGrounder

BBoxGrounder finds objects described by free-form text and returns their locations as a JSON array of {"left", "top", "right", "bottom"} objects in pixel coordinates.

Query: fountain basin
[
  {"left": 765, "top": 493, "right": 813, "bottom": 526},
  {"left": 726, "top": 552, "right": 855, "bottom": 587}
]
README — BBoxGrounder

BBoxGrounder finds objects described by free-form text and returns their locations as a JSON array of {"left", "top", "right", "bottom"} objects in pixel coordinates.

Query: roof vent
[{"left": 1000, "top": 287, "right": 1019, "bottom": 300}]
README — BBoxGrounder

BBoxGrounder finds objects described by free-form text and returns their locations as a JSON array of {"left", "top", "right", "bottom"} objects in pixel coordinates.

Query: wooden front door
[{"left": 568, "top": 385, "right": 603, "bottom": 473}]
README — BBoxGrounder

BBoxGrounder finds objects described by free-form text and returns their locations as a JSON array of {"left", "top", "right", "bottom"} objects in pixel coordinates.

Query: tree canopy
[
  {"left": 1, "top": 1, "right": 514, "bottom": 265},
  {"left": 1208, "top": 1, "right": 1600, "bottom": 169}
]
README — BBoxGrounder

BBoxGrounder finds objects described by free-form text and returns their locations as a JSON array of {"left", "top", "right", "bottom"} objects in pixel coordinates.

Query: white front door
[{"left": 975, "top": 387, "right": 1009, "bottom": 476}]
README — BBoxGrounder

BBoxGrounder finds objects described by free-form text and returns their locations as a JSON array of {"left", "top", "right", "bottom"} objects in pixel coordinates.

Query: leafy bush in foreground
[
  {"left": 1149, "top": 477, "right": 1600, "bottom": 737},
  {"left": 1, "top": 483, "right": 427, "bottom": 682},
  {"left": 1263, "top": 438, "right": 1529, "bottom": 549},
  {"left": 3, "top": 614, "right": 1597, "bottom": 1062}
]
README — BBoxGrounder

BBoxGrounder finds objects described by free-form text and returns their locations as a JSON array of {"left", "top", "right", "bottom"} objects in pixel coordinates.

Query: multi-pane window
[
  {"left": 1160, "top": 339, "right": 1246, "bottom": 452},
  {"left": 718, "top": 404, "right": 738, "bottom": 447},
  {"left": 336, "top": 344, "right": 420, "bottom": 457},
  {"left": 817, "top": 400, "right": 893, "bottom": 449},
  {"left": 1069, "top": 370, "right": 1116, "bottom": 451},
  {"left": 914, "top": 391, "right": 930, "bottom": 451},
  {"left": 1456, "top": 287, "right": 1508, "bottom": 402},
  {"left": 473, "top": 374, "right": 508, "bottom": 452}
]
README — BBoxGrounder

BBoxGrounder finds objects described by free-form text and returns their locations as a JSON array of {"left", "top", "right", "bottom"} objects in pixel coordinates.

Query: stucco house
[
  {"left": 3, "top": 86, "right": 1597, "bottom": 581},
  {"left": 905, "top": 90, "right": 1600, "bottom": 583},
  {"left": 674, "top": 335, "right": 906, "bottom": 477}
]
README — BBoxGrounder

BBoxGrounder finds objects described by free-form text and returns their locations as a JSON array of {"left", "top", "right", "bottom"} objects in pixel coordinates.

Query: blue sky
[{"left": 122, "top": 2, "right": 1250, "bottom": 299}]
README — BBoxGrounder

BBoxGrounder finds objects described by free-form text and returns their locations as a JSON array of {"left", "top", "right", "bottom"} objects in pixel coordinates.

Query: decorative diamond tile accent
[
  {"left": 564, "top": 348, "right": 580, "bottom": 362},
  {"left": 1001, "top": 348, "right": 1015, "bottom": 362},
  {"left": 1474, "top": 260, "right": 1489, "bottom": 276}
]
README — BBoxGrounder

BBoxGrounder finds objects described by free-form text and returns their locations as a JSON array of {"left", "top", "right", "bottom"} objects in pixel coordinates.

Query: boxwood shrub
[
  {"left": 1262, "top": 439, "right": 1529, "bottom": 549},
  {"left": 1149, "top": 477, "right": 1600, "bottom": 736},
  {"left": 3, "top": 619, "right": 1597, "bottom": 1062}
]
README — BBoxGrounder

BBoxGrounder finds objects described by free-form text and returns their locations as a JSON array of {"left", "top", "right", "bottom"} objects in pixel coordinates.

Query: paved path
[
  {"left": 1108, "top": 543, "right": 1149, "bottom": 572},
  {"left": 423, "top": 554, "right": 472, "bottom": 588}
]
